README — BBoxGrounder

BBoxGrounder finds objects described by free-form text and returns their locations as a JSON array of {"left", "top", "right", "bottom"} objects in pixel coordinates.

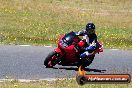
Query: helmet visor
[{"left": 87, "top": 29, "right": 95, "bottom": 34}]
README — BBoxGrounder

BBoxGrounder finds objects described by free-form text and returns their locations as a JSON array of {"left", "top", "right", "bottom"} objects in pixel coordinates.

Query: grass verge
[
  {"left": 0, "top": 0, "right": 132, "bottom": 49},
  {"left": 0, "top": 78, "right": 131, "bottom": 88}
]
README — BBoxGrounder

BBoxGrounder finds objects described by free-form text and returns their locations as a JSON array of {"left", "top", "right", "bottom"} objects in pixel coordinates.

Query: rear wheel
[
  {"left": 81, "top": 55, "right": 95, "bottom": 67},
  {"left": 44, "top": 51, "right": 57, "bottom": 68}
]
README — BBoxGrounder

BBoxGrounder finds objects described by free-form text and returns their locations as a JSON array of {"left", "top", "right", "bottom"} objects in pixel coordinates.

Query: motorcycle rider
[{"left": 75, "top": 22, "right": 100, "bottom": 60}]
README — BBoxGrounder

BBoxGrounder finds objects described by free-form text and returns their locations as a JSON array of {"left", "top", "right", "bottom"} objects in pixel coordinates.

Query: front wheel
[{"left": 44, "top": 51, "right": 57, "bottom": 68}]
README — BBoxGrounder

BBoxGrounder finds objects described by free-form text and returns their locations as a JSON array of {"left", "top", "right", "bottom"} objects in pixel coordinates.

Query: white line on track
[
  {"left": 18, "top": 45, "right": 121, "bottom": 51},
  {"left": 17, "top": 45, "right": 121, "bottom": 50},
  {"left": 19, "top": 45, "right": 31, "bottom": 46},
  {"left": 44, "top": 46, "right": 52, "bottom": 47},
  {"left": 0, "top": 78, "right": 74, "bottom": 82},
  {"left": 111, "top": 49, "right": 120, "bottom": 50}
]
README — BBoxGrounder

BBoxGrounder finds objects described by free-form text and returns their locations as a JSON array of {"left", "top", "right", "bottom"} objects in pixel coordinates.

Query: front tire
[{"left": 44, "top": 51, "right": 57, "bottom": 68}]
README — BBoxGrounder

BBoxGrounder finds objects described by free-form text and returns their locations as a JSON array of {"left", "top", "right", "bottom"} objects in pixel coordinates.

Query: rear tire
[
  {"left": 44, "top": 51, "right": 57, "bottom": 68},
  {"left": 81, "top": 55, "right": 95, "bottom": 67}
]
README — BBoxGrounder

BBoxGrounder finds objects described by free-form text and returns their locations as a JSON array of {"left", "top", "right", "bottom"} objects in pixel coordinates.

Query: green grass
[
  {"left": 0, "top": 78, "right": 132, "bottom": 88},
  {"left": 0, "top": 0, "right": 132, "bottom": 49}
]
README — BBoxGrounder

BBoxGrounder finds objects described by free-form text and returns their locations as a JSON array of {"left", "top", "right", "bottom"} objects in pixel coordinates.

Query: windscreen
[{"left": 59, "top": 32, "right": 76, "bottom": 48}]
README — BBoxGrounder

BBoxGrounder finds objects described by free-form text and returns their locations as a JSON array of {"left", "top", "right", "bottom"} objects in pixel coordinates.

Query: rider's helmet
[{"left": 85, "top": 23, "right": 95, "bottom": 35}]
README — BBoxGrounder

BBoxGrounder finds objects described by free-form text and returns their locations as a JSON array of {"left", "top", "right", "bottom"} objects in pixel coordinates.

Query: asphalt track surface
[{"left": 0, "top": 45, "right": 132, "bottom": 80}]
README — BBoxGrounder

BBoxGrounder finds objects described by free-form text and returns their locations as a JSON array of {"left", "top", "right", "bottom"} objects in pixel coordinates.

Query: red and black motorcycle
[{"left": 44, "top": 31, "right": 103, "bottom": 68}]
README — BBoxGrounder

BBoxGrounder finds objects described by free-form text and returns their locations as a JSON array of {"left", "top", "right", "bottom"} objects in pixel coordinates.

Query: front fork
[
  {"left": 55, "top": 48, "right": 63, "bottom": 55},
  {"left": 54, "top": 48, "right": 64, "bottom": 64}
]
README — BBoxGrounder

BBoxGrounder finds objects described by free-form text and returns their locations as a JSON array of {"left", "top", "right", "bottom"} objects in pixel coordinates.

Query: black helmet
[{"left": 85, "top": 23, "right": 95, "bottom": 34}]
